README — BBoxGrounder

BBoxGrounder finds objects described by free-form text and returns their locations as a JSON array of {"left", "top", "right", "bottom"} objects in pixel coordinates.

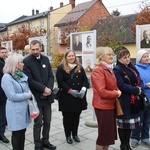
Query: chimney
[
  {"left": 60, "top": 2, "right": 63, "bottom": 7},
  {"left": 50, "top": 6, "right": 53, "bottom": 11},
  {"left": 36, "top": 10, "right": 39, "bottom": 14},
  {"left": 69, "top": 0, "right": 75, "bottom": 8},
  {"left": 32, "top": 9, "right": 34, "bottom": 15}
]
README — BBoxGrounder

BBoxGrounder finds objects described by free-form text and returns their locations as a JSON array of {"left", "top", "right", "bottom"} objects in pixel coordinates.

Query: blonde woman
[
  {"left": 56, "top": 50, "right": 89, "bottom": 144},
  {"left": 91, "top": 47, "right": 121, "bottom": 150},
  {"left": 1, "top": 52, "right": 32, "bottom": 150}
]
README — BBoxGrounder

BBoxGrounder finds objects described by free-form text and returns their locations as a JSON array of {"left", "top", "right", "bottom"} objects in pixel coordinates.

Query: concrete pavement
[{"left": 0, "top": 87, "right": 150, "bottom": 150}]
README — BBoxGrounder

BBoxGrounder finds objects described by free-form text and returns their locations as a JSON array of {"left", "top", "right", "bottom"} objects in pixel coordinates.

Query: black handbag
[
  {"left": 53, "top": 87, "right": 61, "bottom": 101},
  {"left": 140, "top": 93, "right": 150, "bottom": 111}
]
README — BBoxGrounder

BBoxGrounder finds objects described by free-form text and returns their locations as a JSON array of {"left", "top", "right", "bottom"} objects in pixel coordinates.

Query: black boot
[
  {"left": 125, "top": 129, "right": 132, "bottom": 150},
  {"left": 118, "top": 128, "right": 128, "bottom": 150}
]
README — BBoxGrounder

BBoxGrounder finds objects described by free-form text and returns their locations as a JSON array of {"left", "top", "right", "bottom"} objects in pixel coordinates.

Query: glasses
[{"left": 105, "top": 53, "right": 114, "bottom": 57}]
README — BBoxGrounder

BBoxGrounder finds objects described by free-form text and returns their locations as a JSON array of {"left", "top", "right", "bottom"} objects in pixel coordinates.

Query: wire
[{"left": 107, "top": 1, "right": 147, "bottom": 8}]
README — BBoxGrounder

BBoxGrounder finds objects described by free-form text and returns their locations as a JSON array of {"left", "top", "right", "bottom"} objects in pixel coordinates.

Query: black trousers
[
  {"left": 33, "top": 105, "right": 51, "bottom": 146},
  {"left": 12, "top": 128, "right": 26, "bottom": 150},
  {"left": 0, "top": 101, "right": 7, "bottom": 136},
  {"left": 62, "top": 111, "right": 81, "bottom": 137}
]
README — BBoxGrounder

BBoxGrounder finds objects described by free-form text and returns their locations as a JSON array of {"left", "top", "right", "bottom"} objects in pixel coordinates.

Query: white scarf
[{"left": 68, "top": 63, "right": 77, "bottom": 69}]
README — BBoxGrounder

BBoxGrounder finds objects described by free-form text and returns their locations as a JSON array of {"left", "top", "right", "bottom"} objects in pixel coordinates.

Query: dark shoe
[
  {"left": 42, "top": 143, "right": 56, "bottom": 150},
  {"left": 131, "top": 141, "right": 139, "bottom": 148},
  {"left": 66, "top": 136, "right": 73, "bottom": 144},
  {"left": 73, "top": 135, "right": 80, "bottom": 142},
  {"left": 0, "top": 135, "right": 9, "bottom": 143},
  {"left": 127, "top": 144, "right": 132, "bottom": 150},
  {"left": 120, "top": 144, "right": 128, "bottom": 150},
  {"left": 34, "top": 146, "right": 44, "bottom": 150}
]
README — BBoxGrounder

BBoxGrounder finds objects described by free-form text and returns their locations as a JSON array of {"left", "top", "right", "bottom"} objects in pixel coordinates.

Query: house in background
[
  {"left": 54, "top": 0, "right": 110, "bottom": 52},
  {"left": 92, "top": 14, "right": 137, "bottom": 62},
  {"left": 49, "top": 0, "right": 75, "bottom": 53},
  {"left": 0, "top": 0, "right": 75, "bottom": 54},
  {"left": 0, "top": 23, "right": 7, "bottom": 40}
]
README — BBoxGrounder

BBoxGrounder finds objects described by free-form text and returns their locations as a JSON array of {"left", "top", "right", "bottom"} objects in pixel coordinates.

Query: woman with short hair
[
  {"left": 91, "top": 47, "right": 121, "bottom": 150},
  {"left": 1, "top": 52, "right": 32, "bottom": 150}
]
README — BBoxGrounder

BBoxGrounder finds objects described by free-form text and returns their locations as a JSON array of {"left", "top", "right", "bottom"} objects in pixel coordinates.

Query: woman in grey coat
[{"left": 1, "top": 52, "right": 32, "bottom": 150}]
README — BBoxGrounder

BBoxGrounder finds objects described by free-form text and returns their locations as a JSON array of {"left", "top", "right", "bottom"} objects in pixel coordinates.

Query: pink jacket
[{"left": 91, "top": 64, "right": 119, "bottom": 110}]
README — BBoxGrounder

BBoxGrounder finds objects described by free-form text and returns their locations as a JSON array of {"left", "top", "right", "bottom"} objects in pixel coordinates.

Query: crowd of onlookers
[{"left": 0, "top": 42, "right": 150, "bottom": 150}]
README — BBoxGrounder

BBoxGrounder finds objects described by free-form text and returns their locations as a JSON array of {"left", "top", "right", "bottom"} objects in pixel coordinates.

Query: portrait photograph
[
  {"left": 82, "top": 55, "right": 94, "bottom": 74},
  {"left": 29, "top": 35, "right": 47, "bottom": 54},
  {"left": 82, "top": 33, "right": 94, "bottom": 52},
  {"left": 136, "top": 24, "right": 150, "bottom": 53},
  {"left": 72, "top": 34, "right": 82, "bottom": 53},
  {"left": 1, "top": 40, "right": 13, "bottom": 52}
]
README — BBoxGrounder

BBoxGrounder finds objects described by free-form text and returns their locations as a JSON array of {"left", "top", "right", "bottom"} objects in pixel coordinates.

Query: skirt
[
  {"left": 116, "top": 117, "right": 140, "bottom": 129},
  {"left": 95, "top": 108, "right": 117, "bottom": 146}
]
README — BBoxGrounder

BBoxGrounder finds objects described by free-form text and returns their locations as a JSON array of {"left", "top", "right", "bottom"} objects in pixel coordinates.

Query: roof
[
  {"left": 6, "top": 3, "right": 72, "bottom": 26},
  {"left": 92, "top": 14, "right": 137, "bottom": 44},
  {"left": 0, "top": 23, "right": 7, "bottom": 32},
  {"left": 7, "top": 11, "right": 50, "bottom": 26},
  {"left": 55, "top": 0, "right": 98, "bottom": 27}
]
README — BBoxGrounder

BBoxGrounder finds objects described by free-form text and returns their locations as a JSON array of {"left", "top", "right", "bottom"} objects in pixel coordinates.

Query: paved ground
[{"left": 0, "top": 87, "right": 150, "bottom": 150}]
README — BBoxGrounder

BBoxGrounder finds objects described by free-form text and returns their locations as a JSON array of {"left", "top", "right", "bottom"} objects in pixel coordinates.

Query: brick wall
[{"left": 78, "top": 1, "right": 110, "bottom": 29}]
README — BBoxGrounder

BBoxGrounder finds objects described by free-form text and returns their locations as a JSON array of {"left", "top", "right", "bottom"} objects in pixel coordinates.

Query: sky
[{"left": 0, "top": 0, "right": 149, "bottom": 23}]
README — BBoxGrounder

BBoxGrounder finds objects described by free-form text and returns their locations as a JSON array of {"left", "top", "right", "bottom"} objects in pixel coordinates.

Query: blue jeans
[{"left": 131, "top": 110, "right": 150, "bottom": 142}]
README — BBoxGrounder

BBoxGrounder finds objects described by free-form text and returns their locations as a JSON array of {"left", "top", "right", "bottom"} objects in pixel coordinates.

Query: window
[
  {"left": 30, "top": 22, "right": 34, "bottom": 28},
  {"left": 40, "top": 19, "right": 44, "bottom": 26},
  {"left": 16, "top": 26, "right": 18, "bottom": 31}
]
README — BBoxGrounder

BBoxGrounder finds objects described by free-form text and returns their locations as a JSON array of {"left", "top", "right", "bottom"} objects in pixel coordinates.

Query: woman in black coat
[
  {"left": 56, "top": 50, "right": 89, "bottom": 144},
  {"left": 113, "top": 48, "right": 142, "bottom": 150}
]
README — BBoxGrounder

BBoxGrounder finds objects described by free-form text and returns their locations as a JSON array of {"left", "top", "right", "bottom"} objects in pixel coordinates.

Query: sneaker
[
  {"left": 141, "top": 141, "right": 150, "bottom": 147},
  {"left": 131, "top": 141, "right": 139, "bottom": 148}
]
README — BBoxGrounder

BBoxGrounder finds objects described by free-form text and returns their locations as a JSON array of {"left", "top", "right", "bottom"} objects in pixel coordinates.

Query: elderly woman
[
  {"left": 131, "top": 49, "right": 150, "bottom": 147},
  {"left": 91, "top": 47, "right": 121, "bottom": 150},
  {"left": 113, "top": 47, "right": 142, "bottom": 150},
  {"left": 56, "top": 50, "right": 89, "bottom": 144},
  {"left": 1, "top": 52, "right": 32, "bottom": 150}
]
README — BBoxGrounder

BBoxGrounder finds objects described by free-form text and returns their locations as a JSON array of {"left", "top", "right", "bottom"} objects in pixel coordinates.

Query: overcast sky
[{"left": 0, "top": 0, "right": 149, "bottom": 23}]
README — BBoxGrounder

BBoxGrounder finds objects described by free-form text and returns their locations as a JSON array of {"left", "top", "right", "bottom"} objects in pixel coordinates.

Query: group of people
[
  {"left": 91, "top": 46, "right": 150, "bottom": 150},
  {"left": 0, "top": 40, "right": 90, "bottom": 150},
  {"left": 0, "top": 41, "right": 150, "bottom": 150}
]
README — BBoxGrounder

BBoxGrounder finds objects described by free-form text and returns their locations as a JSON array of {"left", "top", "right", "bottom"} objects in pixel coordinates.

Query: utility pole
[{"left": 47, "top": 11, "right": 50, "bottom": 55}]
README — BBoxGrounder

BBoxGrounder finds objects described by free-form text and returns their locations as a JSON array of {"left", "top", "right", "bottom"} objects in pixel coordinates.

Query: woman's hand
[
  {"left": 137, "top": 87, "right": 142, "bottom": 95},
  {"left": 116, "top": 90, "right": 122, "bottom": 98}
]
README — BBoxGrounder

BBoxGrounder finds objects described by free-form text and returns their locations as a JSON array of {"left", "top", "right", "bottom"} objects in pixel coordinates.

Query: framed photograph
[
  {"left": 70, "top": 30, "right": 96, "bottom": 72},
  {"left": 1, "top": 40, "right": 13, "bottom": 52},
  {"left": 72, "top": 34, "right": 82, "bottom": 53},
  {"left": 29, "top": 35, "right": 47, "bottom": 55},
  {"left": 136, "top": 24, "right": 150, "bottom": 53}
]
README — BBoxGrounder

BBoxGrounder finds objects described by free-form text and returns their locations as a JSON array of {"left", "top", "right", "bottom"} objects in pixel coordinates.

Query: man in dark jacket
[
  {"left": 23, "top": 40, "right": 56, "bottom": 150},
  {"left": 0, "top": 47, "right": 9, "bottom": 143}
]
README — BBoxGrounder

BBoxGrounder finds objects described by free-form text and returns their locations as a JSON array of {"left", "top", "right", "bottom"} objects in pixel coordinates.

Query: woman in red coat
[{"left": 91, "top": 47, "right": 121, "bottom": 150}]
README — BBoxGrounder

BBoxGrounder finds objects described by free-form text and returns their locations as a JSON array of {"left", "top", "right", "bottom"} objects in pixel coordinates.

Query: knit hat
[{"left": 136, "top": 49, "right": 148, "bottom": 62}]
